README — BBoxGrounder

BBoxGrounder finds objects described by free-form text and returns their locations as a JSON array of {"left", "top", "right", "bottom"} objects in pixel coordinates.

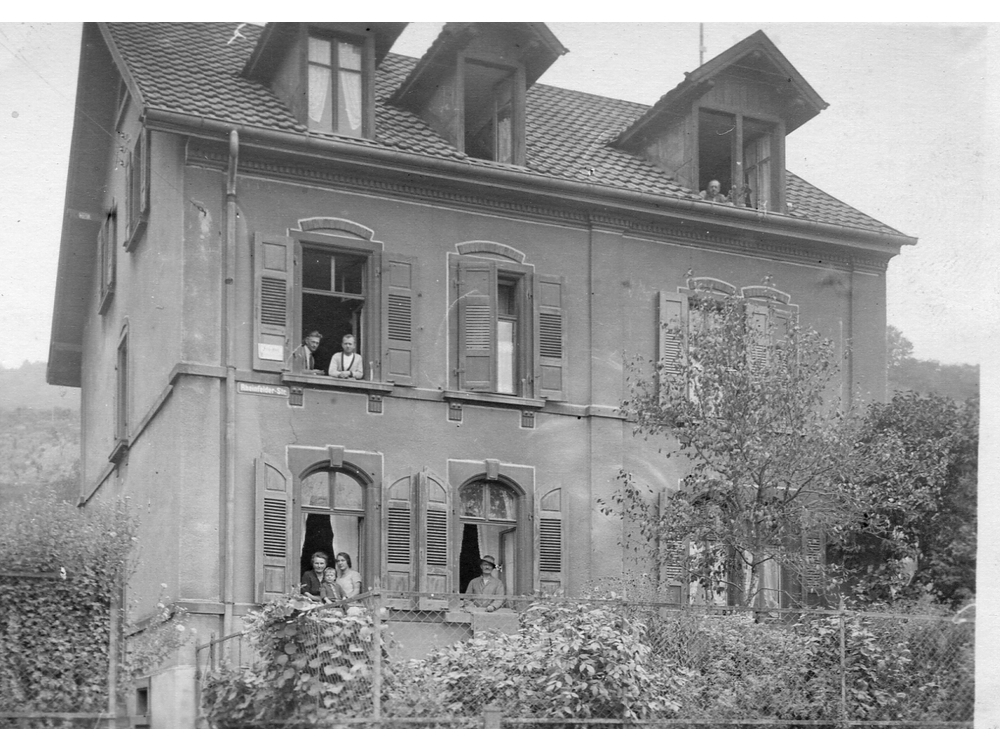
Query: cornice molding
[{"left": 188, "top": 143, "right": 890, "bottom": 273}]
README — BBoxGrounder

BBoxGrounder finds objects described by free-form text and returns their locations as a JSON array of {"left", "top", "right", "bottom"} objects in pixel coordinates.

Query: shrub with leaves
[
  {"left": 202, "top": 596, "right": 386, "bottom": 728},
  {"left": 0, "top": 494, "right": 132, "bottom": 725},
  {"left": 386, "top": 600, "right": 684, "bottom": 722}
]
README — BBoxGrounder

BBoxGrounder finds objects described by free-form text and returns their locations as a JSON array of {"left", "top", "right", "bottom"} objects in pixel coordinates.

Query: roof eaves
[{"left": 98, "top": 22, "right": 148, "bottom": 113}]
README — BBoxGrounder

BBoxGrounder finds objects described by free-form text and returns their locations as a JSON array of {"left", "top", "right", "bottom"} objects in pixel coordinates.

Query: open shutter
[
  {"left": 457, "top": 261, "right": 496, "bottom": 391},
  {"left": 537, "top": 489, "right": 563, "bottom": 595},
  {"left": 383, "top": 476, "right": 415, "bottom": 608},
  {"left": 253, "top": 234, "right": 295, "bottom": 372},
  {"left": 656, "top": 490, "right": 688, "bottom": 605},
  {"left": 416, "top": 471, "right": 452, "bottom": 609},
  {"left": 747, "top": 302, "right": 770, "bottom": 373},
  {"left": 534, "top": 274, "right": 567, "bottom": 401},
  {"left": 363, "top": 484, "right": 381, "bottom": 595},
  {"left": 255, "top": 457, "right": 293, "bottom": 603},
  {"left": 382, "top": 254, "right": 416, "bottom": 385},
  {"left": 802, "top": 531, "right": 824, "bottom": 595},
  {"left": 658, "top": 291, "right": 688, "bottom": 395},
  {"left": 126, "top": 129, "right": 150, "bottom": 249}
]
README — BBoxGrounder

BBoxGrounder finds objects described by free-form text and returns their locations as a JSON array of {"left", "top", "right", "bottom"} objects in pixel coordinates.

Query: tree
[
  {"left": 829, "top": 391, "right": 977, "bottom": 606},
  {"left": 615, "top": 291, "right": 861, "bottom": 608},
  {"left": 886, "top": 325, "right": 978, "bottom": 402}
]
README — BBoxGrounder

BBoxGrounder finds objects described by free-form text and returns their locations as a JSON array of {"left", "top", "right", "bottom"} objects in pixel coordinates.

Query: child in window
[{"left": 320, "top": 567, "right": 341, "bottom": 604}]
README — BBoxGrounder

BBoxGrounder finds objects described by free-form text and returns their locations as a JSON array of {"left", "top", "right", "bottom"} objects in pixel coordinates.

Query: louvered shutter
[
  {"left": 255, "top": 457, "right": 292, "bottom": 603},
  {"left": 126, "top": 129, "right": 150, "bottom": 247},
  {"left": 803, "top": 531, "right": 824, "bottom": 594},
  {"left": 457, "top": 261, "right": 496, "bottom": 391},
  {"left": 383, "top": 476, "right": 415, "bottom": 608},
  {"left": 747, "top": 302, "right": 770, "bottom": 373},
  {"left": 253, "top": 234, "right": 295, "bottom": 372},
  {"left": 537, "top": 489, "right": 563, "bottom": 594},
  {"left": 417, "top": 472, "right": 452, "bottom": 609},
  {"left": 657, "top": 292, "right": 688, "bottom": 395},
  {"left": 656, "top": 490, "right": 688, "bottom": 604},
  {"left": 382, "top": 254, "right": 416, "bottom": 385},
  {"left": 534, "top": 274, "right": 567, "bottom": 401}
]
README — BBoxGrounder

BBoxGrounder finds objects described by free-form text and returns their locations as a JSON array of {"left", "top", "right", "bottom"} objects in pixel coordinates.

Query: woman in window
[{"left": 334, "top": 552, "right": 362, "bottom": 599}]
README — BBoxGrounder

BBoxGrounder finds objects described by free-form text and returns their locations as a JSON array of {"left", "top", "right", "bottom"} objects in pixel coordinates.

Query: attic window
[
  {"left": 308, "top": 34, "right": 364, "bottom": 137},
  {"left": 463, "top": 61, "right": 515, "bottom": 163},
  {"left": 698, "top": 109, "right": 780, "bottom": 211}
]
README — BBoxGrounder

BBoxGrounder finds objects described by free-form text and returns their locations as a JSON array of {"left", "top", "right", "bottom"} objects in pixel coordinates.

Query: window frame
[
  {"left": 305, "top": 28, "right": 375, "bottom": 139},
  {"left": 124, "top": 128, "right": 150, "bottom": 252},
  {"left": 252, "top": 230, "right": 417, "bottom": 386},
  {"left": 449, "top": 252, "right": 566, "bottom": 402},
  {"left": 110, "top": 322, "right": 129, "bottom": 463},
  {"left": 98, "top": 207, "right": 117, "bottom": 315},
  {"left": 696, "top": 106, "right": 785, "bottom": 212},
  {"left": 459, "top": 55, "right": 526, "bottom": 165}
]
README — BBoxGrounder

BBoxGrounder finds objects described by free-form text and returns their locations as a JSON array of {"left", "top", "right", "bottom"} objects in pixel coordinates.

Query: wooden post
[
  {"left": 107, "top": 580, "right": 120, "bottom": 728},
  {"left": 839, "top": 597, "right": 848, "bottom": 728},
  {"left": 372, "top": 589, "right": 382, "bottom": 723},
  {"left": 483, "top": 703, "right": 502, "bottom": 728}
]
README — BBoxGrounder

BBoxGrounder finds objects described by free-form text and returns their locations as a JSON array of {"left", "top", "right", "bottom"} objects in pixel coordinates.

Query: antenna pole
[{"left": 699, "top": 23, "right": 706, "bottom": 66}]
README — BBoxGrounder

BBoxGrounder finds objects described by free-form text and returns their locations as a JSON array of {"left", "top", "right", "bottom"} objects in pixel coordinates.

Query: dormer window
[
  {"left": 308, "top": 34, "right": 364, "bottom": 137},
  {"left": 698, "top": 109, "right": 778, "bottom": 210},
  {"left": 463, "top": 61, "right": 515, "bottom": 163}
]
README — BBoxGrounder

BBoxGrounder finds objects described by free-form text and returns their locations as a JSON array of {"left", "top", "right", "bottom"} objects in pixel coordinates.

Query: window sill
[
  {"left": 124, "top": 218, "right": 147, "bottom": 253},
  {"left": 442, "top": 390, "right": 545, "bottom": 410},
  {"left": 108, "top": 438, "right": 128, "bottom": 465},
  {"left": 282, "top": 372, "right": 394, "bottom": 395},
  {"left": 98, "top": 286, "right": 115, "bottom": 316}
]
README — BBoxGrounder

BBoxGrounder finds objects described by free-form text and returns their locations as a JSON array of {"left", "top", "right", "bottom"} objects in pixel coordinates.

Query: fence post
[
  {"left": 839, "top": 597, "right": 847, "bottom": 728},
  {"left": 106, "top": 578, "right": 120, "bottom": 728},
  {"left": 372, "top": 589, "right": 382, "bottom": 723},
  {"left": 483, "top": 703, "right": 502, "bottom": 728}
]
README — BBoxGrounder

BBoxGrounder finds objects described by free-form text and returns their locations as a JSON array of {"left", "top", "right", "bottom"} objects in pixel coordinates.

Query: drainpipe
[{"left": 222, "top": 130, "right": 239, "bottom": 639}]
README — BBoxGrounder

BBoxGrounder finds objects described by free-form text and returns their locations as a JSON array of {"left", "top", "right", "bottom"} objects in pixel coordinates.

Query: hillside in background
[
  {"left": 0, "top": 361, "right": 80, "bottom": 411},
  {"left": 0, "top": 361, "right": 80, "bottom": 507},
  {"left": 887, "top": 327, "right": 979, "bottom": 403}
]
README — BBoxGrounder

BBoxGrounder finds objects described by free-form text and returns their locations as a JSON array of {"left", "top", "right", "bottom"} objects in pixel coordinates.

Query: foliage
[
  {"left": 0, "top": 495, "right": 132, "bottom": 724},
  {"left": 202, "top": 596, "right": 385, "bottom": 728},
  {"left": 830, "top": 391, "right": 977, "bottom": 606},
  {"left": 386, "top": 600, "right": 685, "bottom": 722},
  {"left": 887, "top": 326, "right": 978, "bottom": 402},
  {"left": 616, "top": 290, "right": 860, "bottom": 606}
]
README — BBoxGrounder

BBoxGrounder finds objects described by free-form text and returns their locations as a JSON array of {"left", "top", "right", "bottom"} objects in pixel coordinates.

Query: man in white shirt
[{"left": 328, "top": 334, "right": 364, "bottom": 379}]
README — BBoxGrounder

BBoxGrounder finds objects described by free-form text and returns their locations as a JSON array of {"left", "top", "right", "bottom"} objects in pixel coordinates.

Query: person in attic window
[
  {"left": 328, "top": 334, "right": 364, "bottom": 379},
  {"left": 291, "top": 330, "right": 325, "bottom": 374},
  {"left": 699, "top": 179, "right": 731, "bottom": 204}
]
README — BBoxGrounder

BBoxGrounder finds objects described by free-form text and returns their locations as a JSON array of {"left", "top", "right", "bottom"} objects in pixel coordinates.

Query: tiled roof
[{"left": 105, "top": 22, "right": 907, "bottom": 239}]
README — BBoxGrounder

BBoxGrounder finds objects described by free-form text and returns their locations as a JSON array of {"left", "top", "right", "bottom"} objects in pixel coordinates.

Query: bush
[
  {"left": 385, "top": 600, "right": 685, "bottom": 722},
  {"left": 202, "top": 597, "right": 386, "bottom": 728}
]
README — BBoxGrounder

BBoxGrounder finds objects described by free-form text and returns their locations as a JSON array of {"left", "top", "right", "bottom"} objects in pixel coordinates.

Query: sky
[{"left": 0, "top": 17, "right": 997, "bottom": 371}]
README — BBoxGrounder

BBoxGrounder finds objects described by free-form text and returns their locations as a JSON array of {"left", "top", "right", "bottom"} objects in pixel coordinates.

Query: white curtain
[
  {"left": 308, "top": 66, "right": 330, "bottom": 126},
  {"left": 339, "top": 70, "right": 362, "bottom": 133}
]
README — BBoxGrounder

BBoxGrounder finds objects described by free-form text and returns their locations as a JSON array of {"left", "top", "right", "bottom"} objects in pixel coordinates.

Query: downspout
[{"left": 222, "top": 130, "right": 239, "bottom": 638}]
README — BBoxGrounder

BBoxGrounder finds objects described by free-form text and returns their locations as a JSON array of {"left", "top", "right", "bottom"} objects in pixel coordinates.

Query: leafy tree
[
  {"left": 616, "top": 291, "right": 861, "bottom": 607},
  {"left": 886, "top": 326, "right": 978, "bottom": 402},
  {"left": 829, "top": 391, "right": 977, "bottom": 606}
]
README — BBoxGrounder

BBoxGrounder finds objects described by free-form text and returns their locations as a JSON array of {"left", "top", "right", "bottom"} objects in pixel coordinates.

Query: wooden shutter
[
  {"left": 656, "top": 491, "right": 688, "bottom": 605},
  {"left": 658, "top": 292, "right": 688, "bottom": 395},
  {"left": 363, "top": 484, "right": 381, "bottom": 595},
  {"left": 126, "top": 129, "right": 150, "bottom": 247},
  {"left": 802, "top": 531, "right": 824, "bottom": 594},
  {"left": 457, "top": 261, "right": 496, "bottom": 391},
  {"left": 747, "top": 302, "right": 770, "bottom": 373},
  {"left": 416, "top": 472, "right": 452, "bottom": 609},
  {"left": 255, "top": 457, "right": 293, "bottom": 603},
  {"left": 253, "top": 234, "right": 295, "bottom": 372},
  {"left": 537, "top": 489, "right": 563, "bottom": 595},
  {"left": 382, "top": 254, "right": 416, "bottom": 385},
  {"left": 383, "top": 476, "right": 415, "bottom": 608},
  {"left": 534, "top": 274, "right": 567, "bottom": 401}
]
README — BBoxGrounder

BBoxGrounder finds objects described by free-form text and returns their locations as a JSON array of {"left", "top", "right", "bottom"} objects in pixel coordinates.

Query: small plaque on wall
[{"left": 257, "top": 343, "right": 284, "bottom": 361}]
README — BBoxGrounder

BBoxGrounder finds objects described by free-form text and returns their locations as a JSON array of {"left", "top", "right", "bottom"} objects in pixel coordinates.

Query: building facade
[{"left": 47, "top": 23, "right": 914, "bottom": 726}]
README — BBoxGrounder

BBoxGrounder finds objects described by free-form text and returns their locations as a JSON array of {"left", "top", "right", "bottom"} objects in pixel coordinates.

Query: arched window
[
  {"left": 458, "top": 478, "right": 519, "bottom": 596},
  {"left": 298, "top": 468, "right": 366, "bottom": 577}
]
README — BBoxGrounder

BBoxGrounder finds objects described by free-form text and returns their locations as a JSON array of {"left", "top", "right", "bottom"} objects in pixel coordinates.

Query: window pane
[
  {"left": 333, "top": 254, "right": 365, "bottom": 295},
  {"left": 308, "top": 64, "right": 333, "bottom": 131},
  {"left": 303, "top": 248, "right": 333, "bottom": 291},
  {"left": 333, "top": 472, "right": 363, "bottom": 511},
  {"left": 308, "top": 36, "right": 331, "bottom": 64},
  {"left": 302, "top": 472, "right": 330, "bottom": 508},
  {"left": 460, "top": 482, "right": 484, "bottom": 518},
  {"left": 488, "top": 484, "right": 515, "bottom": 521},
  {"left": 338, "top": 70, "right": 363, "bottom": 136},
  {"left": 497, "top": 319, "right": 515, "bottom": 394},
  {"left": 331, "top": 515, "right": 362, "bottom": 574},
  {"left": 338, "top": 41, "right": 362, "bottom": 71}
]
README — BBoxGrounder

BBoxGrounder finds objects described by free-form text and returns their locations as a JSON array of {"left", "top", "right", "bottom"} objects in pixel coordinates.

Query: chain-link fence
[{"left": 196, "top": 591, "right": 974, "bottom": 728}]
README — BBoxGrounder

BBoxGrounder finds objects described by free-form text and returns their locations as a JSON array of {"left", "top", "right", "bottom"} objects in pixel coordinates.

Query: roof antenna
[{"left": 699, "top": 23, "right": 706, "bottom": 66}]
